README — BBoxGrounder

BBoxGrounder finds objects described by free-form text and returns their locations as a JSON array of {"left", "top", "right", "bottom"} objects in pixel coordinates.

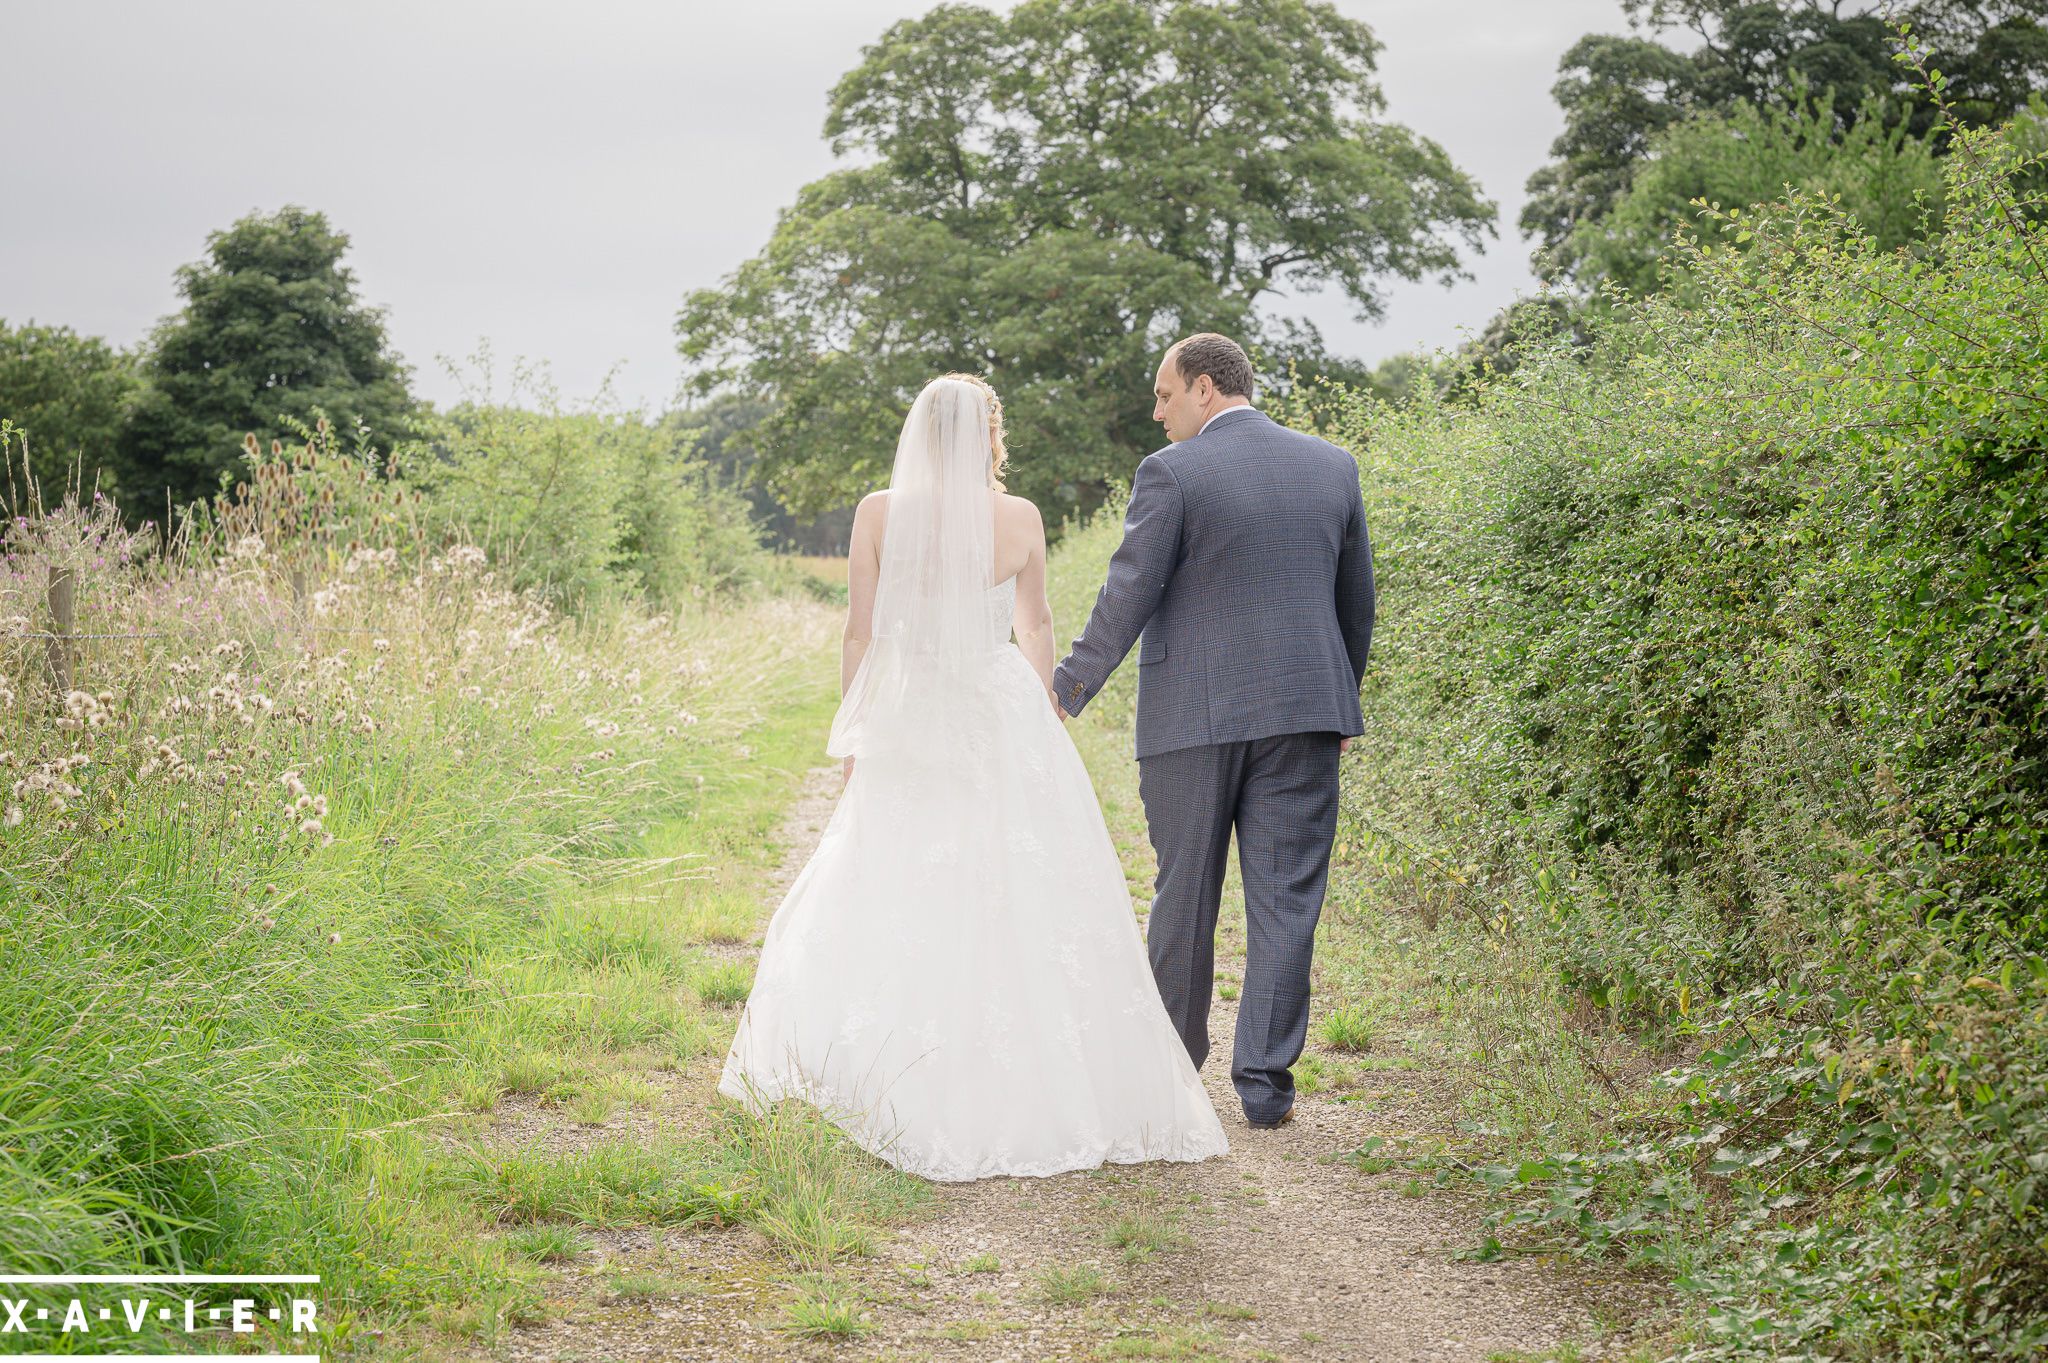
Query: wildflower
[
  {"left": 326, "top": 931, "right": 341, "bottom": 944},
  {"left": 231, "top": 533, "right": 265, "bottom": 561},
  {"left": 299, "top": 818, "right": 323, "bottom": 836},
  {"left": 372, "top": 638, "right": 391, "bottom": 652},
  {"left": 57, "top": 689, "right": 111, "bottom": 731}
]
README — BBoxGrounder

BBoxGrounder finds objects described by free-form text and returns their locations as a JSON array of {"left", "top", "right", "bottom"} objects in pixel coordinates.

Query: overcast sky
[{"left": 2, "top": 0, "right": 1630, "bottom": 413}]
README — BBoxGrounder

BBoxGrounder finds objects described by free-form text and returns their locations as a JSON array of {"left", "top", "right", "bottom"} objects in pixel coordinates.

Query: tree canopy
[
  {"left": 119, "top": 206, "right": 418, "bottom": 514},
  {"left": 1524, "top": 0, "right": 2048, "bottom": 286},
  {"left": 0, "top": 320, "right": 141, "bottom": 508},
  {"left": 678, "top": 0, "right": 1495, "bottom": 516}
]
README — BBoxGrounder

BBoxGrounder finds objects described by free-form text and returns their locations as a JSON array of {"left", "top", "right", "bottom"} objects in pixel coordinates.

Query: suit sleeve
[
  {"left": 1336, "top": 468, "right": 1375, "bottom": 688},
  {"left": 1051, "top": 453, "right": 1184, "bottom": 717}
]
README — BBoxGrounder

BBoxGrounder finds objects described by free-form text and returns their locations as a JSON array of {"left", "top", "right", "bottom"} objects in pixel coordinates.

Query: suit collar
[{"left": 1196, "top": 405, "right": 1263, "bottom": 436}]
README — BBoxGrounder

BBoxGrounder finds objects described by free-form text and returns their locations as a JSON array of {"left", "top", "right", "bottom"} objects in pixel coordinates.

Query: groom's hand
[{"left": 1339, "top": 737, "right": 1352, "bottom": 754}]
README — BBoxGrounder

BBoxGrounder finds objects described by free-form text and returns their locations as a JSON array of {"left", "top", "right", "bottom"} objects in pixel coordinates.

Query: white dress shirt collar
[{"left": 1197, "top": 403, "right": 1256, "bottom": 435}]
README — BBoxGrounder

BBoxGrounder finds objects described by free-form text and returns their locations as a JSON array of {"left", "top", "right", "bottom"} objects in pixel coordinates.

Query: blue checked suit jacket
[{"left": 1052, "top": 407, "right": 1376, "bottom": 759}]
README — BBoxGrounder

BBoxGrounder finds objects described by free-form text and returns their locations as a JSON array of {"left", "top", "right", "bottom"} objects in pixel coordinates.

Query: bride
[{"left": 718, "top": 374, "right": 1229, "bottom": 1182}]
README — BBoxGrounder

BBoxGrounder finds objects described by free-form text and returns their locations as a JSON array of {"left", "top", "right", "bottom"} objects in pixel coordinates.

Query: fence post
[{"left": 45, "top": 563, "right": 76, "bottom": 694}]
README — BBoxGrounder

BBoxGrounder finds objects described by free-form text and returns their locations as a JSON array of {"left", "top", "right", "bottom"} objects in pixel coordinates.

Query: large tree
[
  {"left": 0, "top": 320, "right": 142, "bottom": 508},
  {"left": 677, "top": 0, "right": 1495, "bottom": 515},
  {"left": 120, "top": 206, "right": 418, "bottom": 515},
  {"left": 1524, "top": 0, "right": 2048, "bottom": 285}
]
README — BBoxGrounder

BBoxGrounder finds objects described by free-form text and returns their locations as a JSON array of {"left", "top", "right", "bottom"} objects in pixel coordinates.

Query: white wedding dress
[{"left": 718, "top": 379, "right": 1228, "bottom": 1182}]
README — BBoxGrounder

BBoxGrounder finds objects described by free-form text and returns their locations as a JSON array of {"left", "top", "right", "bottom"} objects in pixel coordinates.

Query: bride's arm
[
  {"left": 843, "top": 493, "right": 884, "bottom": 695},
  {"left": 838, "top": 496, "right": 885, "bottom": 781},
  {"left": 1013, "top": 501, "right": 1056, "bottom": 696}
]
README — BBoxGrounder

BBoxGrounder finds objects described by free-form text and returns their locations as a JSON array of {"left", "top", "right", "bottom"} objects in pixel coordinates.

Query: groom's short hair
[{"left": 1170, "top": 333, "right": 1255, "bottom": 398}]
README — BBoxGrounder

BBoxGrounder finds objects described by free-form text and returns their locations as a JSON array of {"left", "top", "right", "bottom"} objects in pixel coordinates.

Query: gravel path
[{"left": 460, "top": 766, "right": 1647, "bottom": 1362}]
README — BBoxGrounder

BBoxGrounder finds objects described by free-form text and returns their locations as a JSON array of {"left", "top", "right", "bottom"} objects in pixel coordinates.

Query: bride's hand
[{"left": 842, "top": 756, "right": 855, "bottom": 783}]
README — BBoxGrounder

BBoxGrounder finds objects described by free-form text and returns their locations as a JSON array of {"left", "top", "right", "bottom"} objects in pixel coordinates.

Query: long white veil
[{"left": 827, "top": 376, "right": 998, "bottom": 760}]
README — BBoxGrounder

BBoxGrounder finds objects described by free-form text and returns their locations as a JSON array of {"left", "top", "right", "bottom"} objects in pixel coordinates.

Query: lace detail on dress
[{"left": 985, "top": 576, "right": 1018, "bottom": 648}]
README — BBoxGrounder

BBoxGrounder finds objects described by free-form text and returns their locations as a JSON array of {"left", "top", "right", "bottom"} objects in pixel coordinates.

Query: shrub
[
  {"left": 399, "top": 352, "right": 765, "bottom": 607},
  {"left": 1283, "top": 108, "right": 2048, "bottom": 1358}
]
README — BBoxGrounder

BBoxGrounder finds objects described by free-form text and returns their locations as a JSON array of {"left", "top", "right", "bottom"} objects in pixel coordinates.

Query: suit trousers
[{"left": 1136, "top": 730, "right": 1341, "bottom": 1123}]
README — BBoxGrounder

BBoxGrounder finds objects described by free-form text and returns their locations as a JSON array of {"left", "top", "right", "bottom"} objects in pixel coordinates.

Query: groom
[{"left": 1053, "top": 333, "right": 1375, "bottom": 1129}]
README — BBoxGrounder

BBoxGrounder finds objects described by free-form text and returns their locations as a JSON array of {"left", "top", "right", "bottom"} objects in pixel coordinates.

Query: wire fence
[
  {"left": 6, "top": 626, "right": 431, "bottom": 640},
  {"left": 7, "top": 563, "right": 441, "bottom": 693}
]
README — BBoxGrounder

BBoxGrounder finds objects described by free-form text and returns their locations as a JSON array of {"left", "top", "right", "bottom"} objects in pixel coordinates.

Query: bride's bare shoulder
[{"left": 996, "top": 491, "right": 1044, "bottom": 528}]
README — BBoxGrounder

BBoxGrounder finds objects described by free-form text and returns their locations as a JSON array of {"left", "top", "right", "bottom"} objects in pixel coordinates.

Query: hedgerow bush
[
  {"left": 1290, "top": 102, "right": 2048, "bottom": 1359},
  {"left": 394, "top": 355, "right": 768, "bottom": 607}
]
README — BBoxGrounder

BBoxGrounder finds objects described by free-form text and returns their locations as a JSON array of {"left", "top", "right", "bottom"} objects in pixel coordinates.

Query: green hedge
[{"left": 1287, "top": 115, "right": 2047, "bottom": 1358}]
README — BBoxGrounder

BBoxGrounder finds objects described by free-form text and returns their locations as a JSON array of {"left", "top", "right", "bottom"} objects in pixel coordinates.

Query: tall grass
[{"left": 0, "top": 426, "right": 846, "bottom": 1350}]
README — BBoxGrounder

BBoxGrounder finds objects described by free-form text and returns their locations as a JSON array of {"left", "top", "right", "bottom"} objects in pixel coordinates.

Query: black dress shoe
[{"left": 1246, "top": 1105, "right": 1296, "bottom": 1130}]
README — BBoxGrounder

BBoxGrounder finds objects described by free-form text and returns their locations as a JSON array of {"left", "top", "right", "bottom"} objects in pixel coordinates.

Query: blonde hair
[{"left": 936, "top": 372, "right": 1008, "bottom": 491}]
